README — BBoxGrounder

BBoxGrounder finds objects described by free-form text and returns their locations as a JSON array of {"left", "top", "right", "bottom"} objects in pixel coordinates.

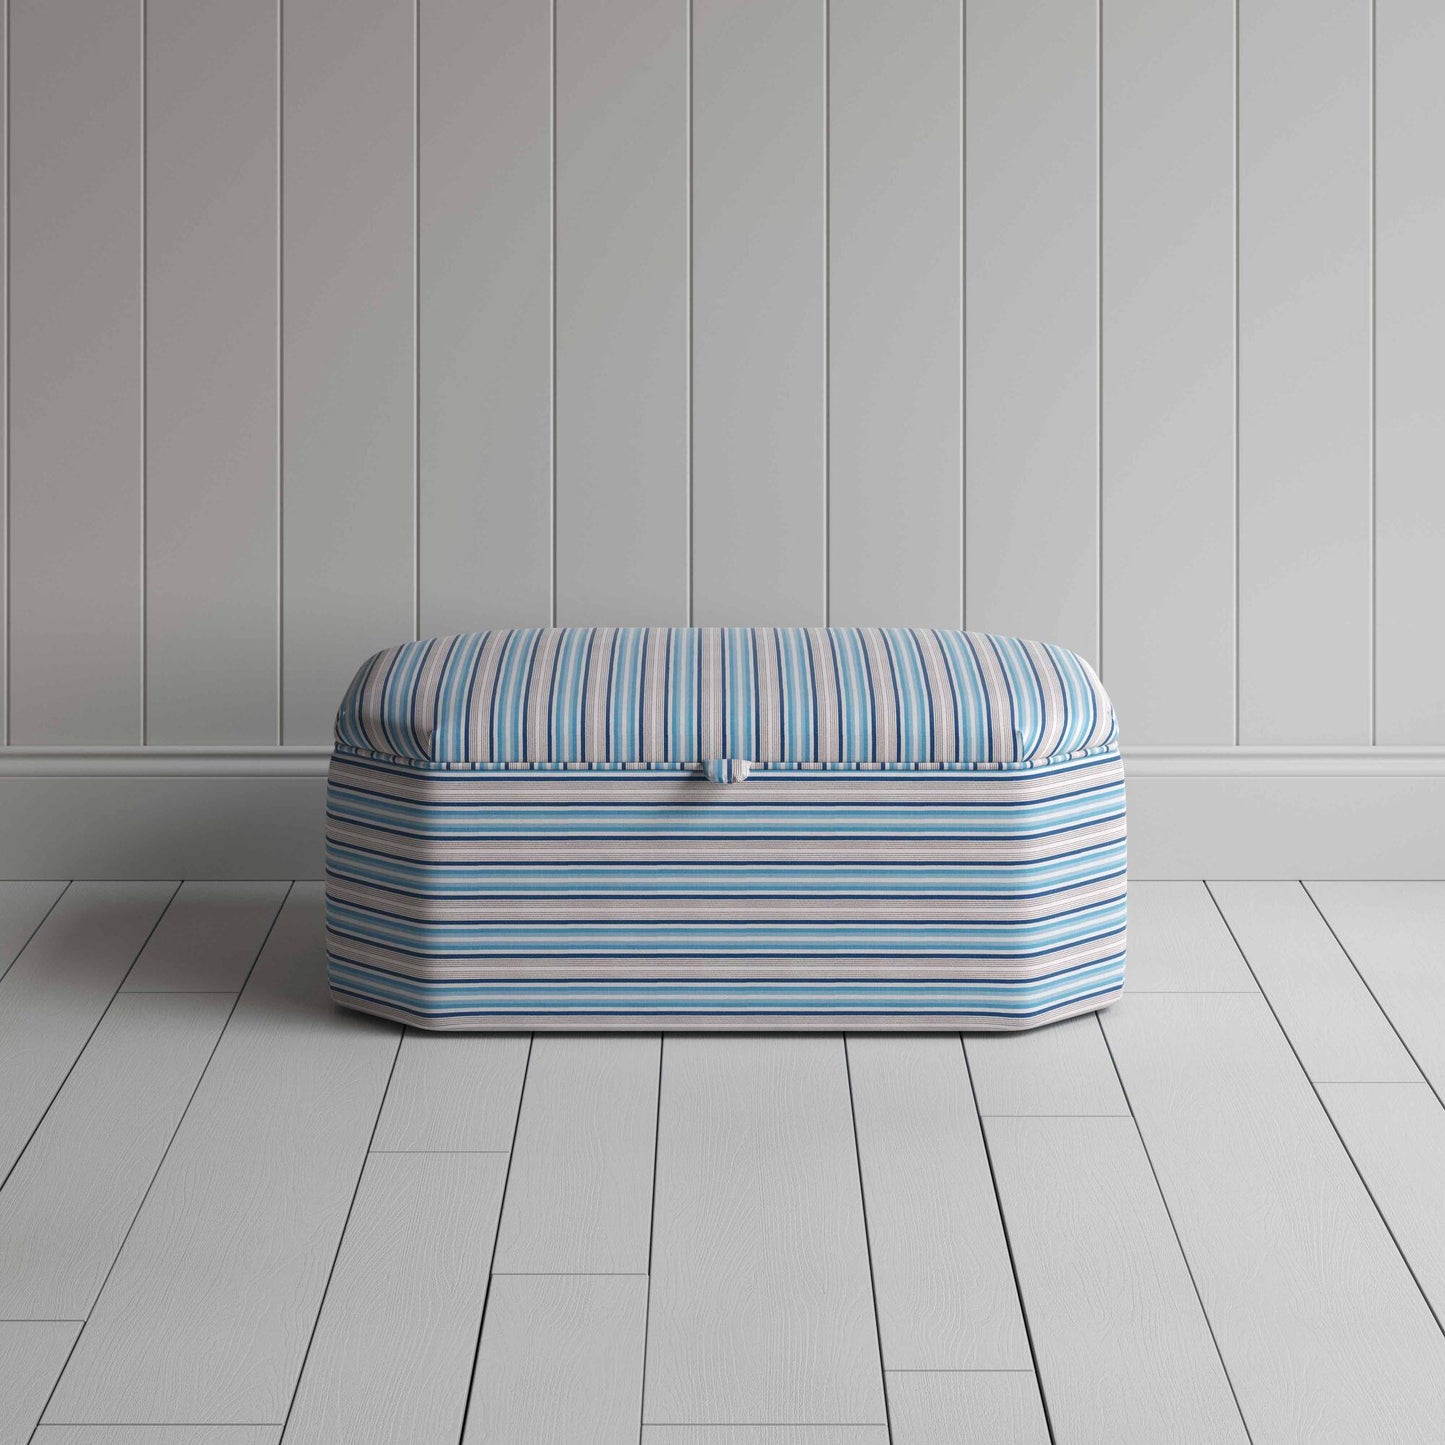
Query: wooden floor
[{"left": 3, "top": 881, "right": 1445, "bottom": 1444}]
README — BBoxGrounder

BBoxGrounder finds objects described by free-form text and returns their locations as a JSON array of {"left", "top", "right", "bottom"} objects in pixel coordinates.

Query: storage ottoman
[{"left": 325, "top": 627, "right": 1125, "bottom": 1030}]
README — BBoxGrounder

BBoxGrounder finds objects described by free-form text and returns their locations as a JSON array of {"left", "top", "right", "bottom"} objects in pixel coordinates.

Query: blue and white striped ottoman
[{"left": 324, "top": 628, "right": 1125, "bottom": 1030}]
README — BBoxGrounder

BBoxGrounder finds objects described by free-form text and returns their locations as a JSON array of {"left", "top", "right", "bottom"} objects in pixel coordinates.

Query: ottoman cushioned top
[
  {"left": 325, "top": 628, "right": 1125, "bottom": 1032},
  {"left": 335, "top": 626, "right": 1116, "bottom": 769}
]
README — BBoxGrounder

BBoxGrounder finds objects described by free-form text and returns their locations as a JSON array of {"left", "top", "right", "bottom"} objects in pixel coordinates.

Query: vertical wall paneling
[
  {"left": 281, "top": 0, "right": 416, "bottom": 741},
  {"left": 553, "top": 0, "right": 688, "bottom": 625},
  {"left": 1, "top": 2, "right": 7, "bottom": 747},
  {"left": 0, "top": 0, "right": 1438, "bottom": 806},
  {"left": 7, "top": 0, "right": 143, "bottom": 743},
  {"left": 828, "top": 0, "right": 962, "bottom": 626},
  {"left": 690, "top": 0, "right": 826, "bottom": 624},
  {"left": 418, "top": 0, "right": 552, "bottom": 635},
  {"left": 965, "top": 0, "right": 1098, "bottom": 662},
  {"left": 146, "top": 0, "right": 279, "bottom": 742},
  {"left": 1375, "top": 0, "right": 1445, "bottom": 742},
  {"left": 1238, "top": 0, "right": 1371, "bottom": 743},
  {"left": 1100, "top": 0, "right": 1235, "bottom": 742}
]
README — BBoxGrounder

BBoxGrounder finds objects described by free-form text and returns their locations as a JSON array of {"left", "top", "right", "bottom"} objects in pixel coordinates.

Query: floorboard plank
[
  {"left": 492, "top": 1036, "right": 658, "bottom": 1274},
  {"left": 887, "top": 1371, "right": 1049, "bottom": 1445},
  {"left": 0, "top": 993, "right": 234, "bottom": 1318},
  {"left": 643, "top": 1037, "right": 886, "bottom": 1426},
  {"left": 463, "top": 1274, "right": 647, "bottom": 1445},
  {"left": 985, "top": 1114, "right": 1248, "bottom": 1443},
  {"left": 1209, "top": 881, "right": 1418, "bottom": 1082},
  {"left": 0, "top": 881, "right": 67, "bottom": 983},
  {"left": 1125, "top": 881, "right": 1257, "bottom": 992},
  {"left": 1104, "top": 991, "right": 1445, "bottom": 1442},
  {"left": 371, "top": 1031, "right": 530, "bottom": 1153},
  {"left": 35, "top": 1430, "right": 279, "bottom": 1444},
  {"left": 1319, "top": 1082, "right": 1445, "bottom": 1326},
  {"left": 644, "top": 1430, "right": 888, "bottom": 1444},
  {"left": 121, "top": 882, "right": 288, "bottom": 993},
  {"left": 1306, "top": 882, "right": 1445, "bottom": 1096},
  {"left": 0, "top": 1321, "right": 79, "bottom": 1445},
  {"left": 966, "top": 1013, "right": 1129, "bottom": 1116},
  {"left": 846, "top": 1035, "right": 1029, "bottom": 1369},
  {"left": 0, "top": 882, "right": 177, "bottom": 1181},
  {"left": 42, "top": 886, "right": 400, "bottom": 1426},
  {"left": 282, "top": 1151, "right": 506, "bottom": 1445}
]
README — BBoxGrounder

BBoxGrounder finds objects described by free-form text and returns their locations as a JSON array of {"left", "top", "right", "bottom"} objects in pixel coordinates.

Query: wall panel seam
[
  {"left": 276, "top": 0, "right": 284, "bottom": 746},
  {"left": 412, "top": 0, "right": 420, "bottom": 643},
  {"left": 549, "top": 0, "right": 557, "bottom": 630},
  {"left": 3, "top": 0, "right": 8, "bottom": 746},
  {"left": 686, "top": 0, "right": 694, "bottom": 628},
  {"left": 140, "top": 0, "right": 148, "bottom": 745},
  {"left": 1232, "top": 0, "right": 1240, "bottom": 747},
  {"left": 1368, "top": 0, "right": 1377, "bottom": 745},
  {"left": 1095, "top": 0, "right": 1103, "bottom": 676},
  {"left": 823, "top": 0, "right": 831, "bottom": 627}
]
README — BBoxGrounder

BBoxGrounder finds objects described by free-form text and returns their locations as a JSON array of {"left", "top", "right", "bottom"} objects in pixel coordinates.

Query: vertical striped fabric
[
  {"left": 334, "top": 627, "right": 1116, "bottom": 768},
  {"left": 326, "top": 628, "right": 1125, "bottom": 1031}
]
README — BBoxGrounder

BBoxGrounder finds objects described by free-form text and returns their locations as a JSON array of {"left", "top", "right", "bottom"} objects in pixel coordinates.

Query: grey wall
[{"left": 1, "top": 0, "right": 1441, "bottom": 755}]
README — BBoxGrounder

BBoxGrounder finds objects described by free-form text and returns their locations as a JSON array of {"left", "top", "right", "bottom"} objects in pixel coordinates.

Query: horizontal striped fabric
[
  {"left": 335, "top": 627, "right": 1116, "bottom": 768},
  {"left": 326, "top": 635, "right": 1127, "bottom": 1030}
]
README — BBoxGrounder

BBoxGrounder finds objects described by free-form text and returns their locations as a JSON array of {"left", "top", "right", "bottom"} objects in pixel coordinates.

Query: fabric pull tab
[{"left": 702, "top": 758, "right": 751, "bottom": 784}]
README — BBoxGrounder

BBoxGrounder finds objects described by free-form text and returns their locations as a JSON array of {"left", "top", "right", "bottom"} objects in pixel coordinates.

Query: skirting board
[
  {"left": 0, "top": 775, "right": 328, "bottom": 879},
  {"left": 0, "top": 747, "right": 1440, "bottom": 879}
]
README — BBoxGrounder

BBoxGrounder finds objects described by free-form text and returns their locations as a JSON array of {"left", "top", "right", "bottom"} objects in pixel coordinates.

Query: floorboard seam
[
  {"left": 119, "top": 988, "right": 245, "bottom": 995},
  {"left": 0, "top": 881, "right": 182, "bottom": 1198},
  {"left": 1299, "top": 882, "right": 1445, "bottom": 1114},
  {"left": 493, "top": 1271, "right": 648, "bottom": 1277},
  {"left": 368, "top": 1149, "right": 512, "bottom": 1155},
  {"left": 0, "top": 881, "right": 71, "bottom": 987},
  {"left": 23, "top": 881, "right": 289, "bottom": 1440},
  {"left": 1096, "top": 1010, "right": 1257, "bottom": 1445},
  {"left": 1128, "top": 988, "right": 1260, "bottom": 995},
  {"left": 23, "top": 1336, "right": 86, "bottom": 1445},
  {"left": 636, "top": 1032, "right": 664, "bottom": 1440},
  {"left": 843, "top": 1036, "right": 896, "bottom": 1444},
  {"left": 964, "top": 1035, "right": 1059, "bottom": 1445},
  {"left": 1315, "top": 1078, "right": 1439, "bottom": 1086},
  {"left": 1205, "top": 882, "right": 1445, "bottom": 1345},
  {"left": 275, "top": 1017, "right": 406, "bottom": 1440},
  {"left": 455, "top": 1031, "right": 535, "bottom": 1444}
]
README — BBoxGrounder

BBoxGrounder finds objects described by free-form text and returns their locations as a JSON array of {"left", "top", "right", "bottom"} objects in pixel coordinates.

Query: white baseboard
[
  {"left": 0, "top": 745, "right": 1440, "bottom": 879},
  {"left": 1123, "top": 744, "right": 1445, "bottom": 777}
]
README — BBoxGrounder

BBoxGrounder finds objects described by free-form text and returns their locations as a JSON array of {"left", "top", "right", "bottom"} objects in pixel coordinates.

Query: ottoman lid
[{"left": 334, "top": 627, "right": 1116, "bottom": 770}]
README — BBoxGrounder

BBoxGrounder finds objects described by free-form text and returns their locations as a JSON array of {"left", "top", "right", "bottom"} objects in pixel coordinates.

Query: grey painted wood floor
[{"left": 3, "top": 881, "right": 1445, "bottom": 1445}]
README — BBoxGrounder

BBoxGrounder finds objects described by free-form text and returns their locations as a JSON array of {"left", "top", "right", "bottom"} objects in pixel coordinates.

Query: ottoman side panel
[{"left": 323, "top": 749, "right": 1125, "bottom": 1030}]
